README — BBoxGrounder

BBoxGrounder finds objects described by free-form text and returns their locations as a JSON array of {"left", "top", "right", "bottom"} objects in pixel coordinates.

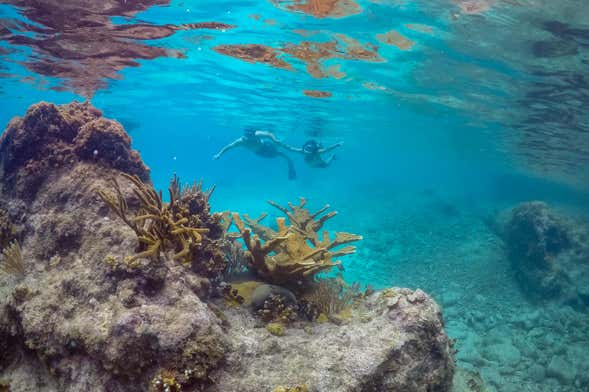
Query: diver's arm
[
  {"left": 254, "top": 130, "right": 279, "bottom": 142},
  {"left": 213, "top": 138, "right": 244, "bottom": 159},
  {"left": 278, "top": 143, "right": 304, "bottom": 153},
  {"left": 319, "top": 141, "right": 343, "bottom": 153}
]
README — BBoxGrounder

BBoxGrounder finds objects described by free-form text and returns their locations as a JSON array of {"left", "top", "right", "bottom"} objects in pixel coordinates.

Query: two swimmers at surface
[{"left": 213, "top": 128, "right": 343, "bottom": 180}]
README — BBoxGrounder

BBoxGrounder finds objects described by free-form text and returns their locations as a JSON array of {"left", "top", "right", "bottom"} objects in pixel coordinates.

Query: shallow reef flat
[
  {"left": 341, "top": 192, "right": 589, "bottom": 392},
  {"left": 0, "top": 101, "right": 456, "bottom": 392}
]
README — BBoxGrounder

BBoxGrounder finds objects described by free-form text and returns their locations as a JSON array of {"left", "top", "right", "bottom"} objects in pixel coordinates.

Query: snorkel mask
[{"left": 303, "top": 140, "right": 320, "bottom": 153}]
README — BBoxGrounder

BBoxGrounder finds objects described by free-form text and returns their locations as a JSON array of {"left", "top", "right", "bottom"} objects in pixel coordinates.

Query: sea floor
[
  {"left": 213, "top": 186, "right": 589, "bottom": 391},
  {"left": 335, "top": 192, "right": 589, "bottom": 392}
]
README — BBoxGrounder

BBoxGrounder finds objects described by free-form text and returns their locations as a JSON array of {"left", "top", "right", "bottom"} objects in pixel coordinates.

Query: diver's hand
[{"left": 213, "top": 154, "right": 220, "bottom": 160}]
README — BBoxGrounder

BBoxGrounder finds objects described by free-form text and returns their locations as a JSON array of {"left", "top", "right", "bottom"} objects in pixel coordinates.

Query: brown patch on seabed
[
  {"left": 303, "top": 90, "right": 332, "bottom": 98},
  {"left": 0, "top": 0, "right": 234, "bottom": 97},
  {"left": 213, "top": 44, "right": 293, "bottom": 70},
  {"left": 376, "top": 30, "right": 415, "bottom": 50},
  {"left": 271, "top": 0, "right": 361, "bottom": 18}
]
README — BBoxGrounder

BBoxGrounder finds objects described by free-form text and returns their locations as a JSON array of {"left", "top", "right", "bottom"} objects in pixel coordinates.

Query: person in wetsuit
[
  {"left": 213, "top": 128, "right": 297, "bottom": 180},
  {"left": 289, "top": 139, "right": 343, "bottom": 168}
]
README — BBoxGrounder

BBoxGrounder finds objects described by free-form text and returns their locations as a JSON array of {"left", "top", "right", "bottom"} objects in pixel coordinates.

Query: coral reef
[
  {"left": 232, "top": 198, "right": 362, "bottom": 286},
  {"left": 499, "top": 201, "right": 589, "bottom": 308},
  {"left": 0, "top": 101, "right": 454, "bottom": 392}
]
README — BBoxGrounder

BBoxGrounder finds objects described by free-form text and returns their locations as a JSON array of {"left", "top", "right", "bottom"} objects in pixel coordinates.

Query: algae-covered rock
[
  {"left": 212, "top": 287, "right": 454, "bottom": 392},
  {"left": 0, "top": 102, "right": 226, "bottom": 392},
  {"left": 499, "top": 201, "right": 589, "bottom": 309},
  {"left": 0, "top": 101, "right": 149, "bottom": 199}
]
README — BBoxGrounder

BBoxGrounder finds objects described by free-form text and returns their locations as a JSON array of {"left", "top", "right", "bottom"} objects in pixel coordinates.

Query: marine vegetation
[
  {"left": 303, "top": 276, "right": 361, "bottom": 316},
  {"left": 98, "top": 173, "right": 227, "bottom": 277},
  {"left": 232, "top": 198, "right": 362, "bottom": 286},
  {"left": 0, "top": 240, "right": 24, "bottom": 277}
]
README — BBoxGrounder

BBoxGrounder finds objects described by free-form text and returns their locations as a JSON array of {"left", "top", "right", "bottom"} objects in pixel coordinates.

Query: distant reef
[
  {"left": 0, "top": 102, "right": 455, "bottom": 391},
  {"left": 497, "top": 201, "right": 589, "bottom": 310}
]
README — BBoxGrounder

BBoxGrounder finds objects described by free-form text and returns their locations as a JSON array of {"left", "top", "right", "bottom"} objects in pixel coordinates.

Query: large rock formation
[
  {"left": 499, "top": 201, "right": 589, "bottom": 309},
  {"left": 0, "top": 101, "right": 454, "bottom": 391},
  {"left": 214, "top": 288, "right": 454, "bottom": 391}
]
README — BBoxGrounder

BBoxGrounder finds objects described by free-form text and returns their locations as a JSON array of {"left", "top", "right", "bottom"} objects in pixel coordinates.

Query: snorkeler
[
  {"left": 289, "top": 139, "right": 343, "bottom": 168},
  {"left": 213, "top": 128, "right": 297, "bottom": 180}
]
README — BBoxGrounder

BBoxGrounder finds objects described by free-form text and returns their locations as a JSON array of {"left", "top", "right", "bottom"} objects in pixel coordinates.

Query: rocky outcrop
[
  {"left": 499, "top": 201, "right": 589, "bottom": 309},
  {"left": 212, "top": 288, "right": 454, "bottom": 392},
  {"left": 0, "top": 101, "right": 149, "bottom": 200},
  {"left": 0, "top": 102, "right": 225, "bottom": 391},
  {"left": 0, "top": 101, "right": 454, "bottom": 391}
]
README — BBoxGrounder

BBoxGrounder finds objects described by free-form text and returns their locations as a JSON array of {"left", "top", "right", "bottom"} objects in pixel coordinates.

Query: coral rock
[
  {"left": 212, "top": 288, "right": 454, "bottom": 391},
  {"left": 0, "top": 101, "right": 149, "bottom": 199},
  {"left": 499, "top": 201, "right": 589, "bottom": 309}
]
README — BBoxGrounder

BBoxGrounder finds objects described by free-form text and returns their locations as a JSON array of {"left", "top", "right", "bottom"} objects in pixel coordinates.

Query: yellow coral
[
  {"left": 232, "top": 199, "right": 361, "bottom": 285},
  {"left": 97, "top": 173, "right": 209, "bottom": 265}
]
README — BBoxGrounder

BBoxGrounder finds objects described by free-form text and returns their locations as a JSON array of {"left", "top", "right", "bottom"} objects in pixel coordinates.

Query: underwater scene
[{"left": 1, "top": 0, "right": 589, "bottom": 391}]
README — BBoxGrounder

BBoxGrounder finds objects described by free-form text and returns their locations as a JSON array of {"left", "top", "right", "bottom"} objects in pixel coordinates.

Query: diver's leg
[
  {"left": 278, "top": 152, "right": 297, "bottom": 180},
  {"left": 322, "top": 154, "right": 335, "bottom": 167}
]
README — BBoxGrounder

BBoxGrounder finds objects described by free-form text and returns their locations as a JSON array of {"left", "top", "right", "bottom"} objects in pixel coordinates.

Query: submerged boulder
[
  {"left": 499, "top": 201, "right": 589, "bottom": 309},
  {"left": 0, "top": 101, "right": 455, "bottom": 391},
  {"left": 213, "top": 288, "right": 455, "bottom": 392}
]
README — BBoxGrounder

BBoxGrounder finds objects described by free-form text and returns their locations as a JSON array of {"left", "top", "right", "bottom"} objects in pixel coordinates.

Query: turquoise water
[{"left": 2, "top": 0, "right": 589, "bottom": 391}]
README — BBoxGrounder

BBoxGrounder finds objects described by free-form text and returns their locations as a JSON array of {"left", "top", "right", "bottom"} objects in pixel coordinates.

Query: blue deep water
[{"left": 1, "top": 0, "right": 589, "bottom": 391}]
